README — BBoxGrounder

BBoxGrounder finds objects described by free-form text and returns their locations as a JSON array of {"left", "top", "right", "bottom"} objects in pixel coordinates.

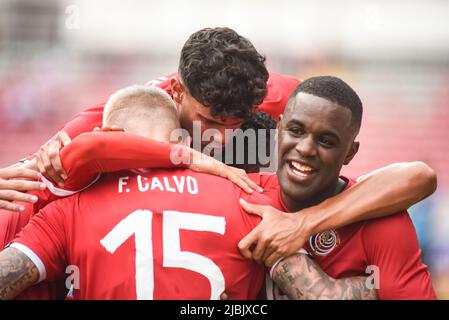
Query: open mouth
[{"left": 287, "top": 160, "right": 318, "bottom": 179}]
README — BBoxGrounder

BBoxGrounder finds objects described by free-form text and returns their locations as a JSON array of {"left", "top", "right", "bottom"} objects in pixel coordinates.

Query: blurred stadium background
[{"left": 0, "top": 0, "right": 448, "bottom": 298}]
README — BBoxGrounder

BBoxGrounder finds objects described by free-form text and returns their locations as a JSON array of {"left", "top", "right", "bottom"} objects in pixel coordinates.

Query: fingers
[
  {"left": 265, "top": 252, "right": 283, "bottom": 268},
  {"left": 229, "top": 174, "right": 254, "bottom": 194},
  {"left": 36, "top": 134, "right": 68, "bottom": 186},
  {"left": 261, "top": 245, "right": 277, "bottom": 266},
  {"left": 0, "top": 200, "right": 25, "bottom": 212},
  {"left": 48, "top": 140, "right": 67, "bottom": 181},
  {"left": 0, "top": 179, "right": 46, "bottom": 192},
  {"left": 230, "top": 168, "right": 263, "bottom": 193},
  {"left": 241, "top": 175, "right": 263, "bottom": 193},
  {"left": 58, "top": 130, "right": 71, "bottom": 147},
  {"left": 39, "top": 141, "right": 64, "bottom": 186},
  {"left": 239, "top": 198, "right": 265, "bottom": 217},
  {"left": 238, "top": 227, "right": 260, "bottom": 260},
  {"left": 251, "top": 237, "right": 268, "bottom": 264},
  {"left": 0, "top": 189, "right": 38, "bottom": 204},
  {"left": 0, "top": 166, "right": 42, "bottom": 181}
]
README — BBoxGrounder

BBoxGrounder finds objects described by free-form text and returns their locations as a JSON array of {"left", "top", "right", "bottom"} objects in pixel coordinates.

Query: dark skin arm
[
  {"left": 0, "top": 247, "right": 39, "bottom": 300},
  {"left": 272, "top": 253, "right": 377, "bottom": 300},
  {"left": 239, "top": 161, "right": 437, "bottom": 266}
]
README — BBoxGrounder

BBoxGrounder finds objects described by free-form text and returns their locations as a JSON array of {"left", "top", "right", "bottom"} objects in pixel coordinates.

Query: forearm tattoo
[
  {"left": 272, "top": 253, "right": 377, "bottom": 300},
  {"left": 0, "top": 247, "right": 39, "bottom": 300}
]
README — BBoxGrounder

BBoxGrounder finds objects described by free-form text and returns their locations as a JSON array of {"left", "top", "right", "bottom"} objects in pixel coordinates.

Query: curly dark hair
[
  {"left": 179, "top": 27, "right": 269, "bottom": 120},
  {"left": 228, "top": 111, "right": 277, "bottom": 173}
]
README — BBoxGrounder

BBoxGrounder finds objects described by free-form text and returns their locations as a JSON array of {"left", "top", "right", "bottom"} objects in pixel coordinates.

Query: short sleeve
[
  {"left": 361, "top": 211, "right": 436, "bottom": 299},
  {"left": 12, "top": 197, "right": 73, "bottom": 282}
]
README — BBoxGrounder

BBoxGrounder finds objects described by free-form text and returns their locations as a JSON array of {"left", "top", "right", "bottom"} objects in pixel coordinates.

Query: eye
[
  {"left": 319, "top": 137, "right": 335, "bottom": 148},
  {"left": 288, "top": 126, "right": 304, "bottom": 136}
]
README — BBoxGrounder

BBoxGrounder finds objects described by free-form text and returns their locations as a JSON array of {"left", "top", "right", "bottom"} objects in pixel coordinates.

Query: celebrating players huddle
[{"left": 0, "top": 27, "right": 437, "bottom": 300}]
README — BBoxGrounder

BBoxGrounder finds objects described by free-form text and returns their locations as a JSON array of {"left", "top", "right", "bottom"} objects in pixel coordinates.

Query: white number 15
[{"left": 100, "top": 209, "right": 226, "bottom": 300}]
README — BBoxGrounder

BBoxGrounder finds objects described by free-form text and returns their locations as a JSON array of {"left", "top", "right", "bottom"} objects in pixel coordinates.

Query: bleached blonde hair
[
  {"left": 103, "top": 85, "right": 177, "bottom": 126},
  {"left": 102, "top": 85, "right": 181, "bottom": 143}
]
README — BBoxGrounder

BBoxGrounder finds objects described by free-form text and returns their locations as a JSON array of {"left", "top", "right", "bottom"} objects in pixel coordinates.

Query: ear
[
  {"left": 276, "top": 114, "right": 283, "bottom": 130},
  {"left": 170, "top": 77, "right": 184, "bottom": 105},
  {"left": 343, "top": 141, "right": 359, "bottom": 165}
]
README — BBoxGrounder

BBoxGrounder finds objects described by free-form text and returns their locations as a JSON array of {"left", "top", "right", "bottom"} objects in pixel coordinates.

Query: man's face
[
  {"left": 277, "top": 92, "right": 359, "bottom": 210},
  {"left": 172, "top": 78, "right": 244, "bottom": 152}
]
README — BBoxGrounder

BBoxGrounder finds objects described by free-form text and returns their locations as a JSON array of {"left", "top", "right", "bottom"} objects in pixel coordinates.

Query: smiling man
[
  {"left": 276, "top": 78, "right": 362, "bottom": 211},
  {"left": 239, "top": 76, "right": 436, "bottom": 299}
]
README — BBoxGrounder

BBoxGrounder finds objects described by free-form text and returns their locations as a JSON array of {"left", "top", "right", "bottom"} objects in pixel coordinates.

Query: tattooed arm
[
  {"left": 0, "top": 247, "right": 39, "bottom": 300},
  {"left": 272, "top": 253, "right": 377, "bottom": 300}
]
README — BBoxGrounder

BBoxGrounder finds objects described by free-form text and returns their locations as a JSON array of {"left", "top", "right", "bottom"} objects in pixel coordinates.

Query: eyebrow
[{"left": 287, "top": 119, "right": 342, "bottom": 142}]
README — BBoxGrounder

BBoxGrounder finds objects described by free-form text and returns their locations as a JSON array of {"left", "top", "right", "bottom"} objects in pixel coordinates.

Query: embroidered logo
[{"left": 309, "top": 229, "right": 340, "bottom": 256}]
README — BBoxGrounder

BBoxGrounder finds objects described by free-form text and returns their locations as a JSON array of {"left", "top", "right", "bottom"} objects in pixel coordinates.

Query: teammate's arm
[
  {"left": 271, "top": 253, "right": 377, "bottom": 300},
  {"left": 239, "top": 161, "right": 437, "bottom": 266},
  {"left": 58, "top": 131, "right": 260, "bottom": 194},
  {"left": 306, "top": 162, "right": 436, "bottom": 232},
  {"left": 0, "top": 247, "right": 39, "bottom": 300}
]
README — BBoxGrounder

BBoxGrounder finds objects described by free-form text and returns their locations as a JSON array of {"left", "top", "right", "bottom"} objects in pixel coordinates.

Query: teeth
[
  {"left": 291, "top": 167, "right": 309, "bottom": 177},
  {"left": 290, "top": 161, "right": 314, "bottom": 173}
]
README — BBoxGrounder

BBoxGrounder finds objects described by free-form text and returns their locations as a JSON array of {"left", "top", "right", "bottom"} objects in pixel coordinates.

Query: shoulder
[
  {"left": 250, "top": 172, "right": 279, "bottom": 190},
  {"left": 267, "top": 72, "right": 301, "bottom": 87},
  {"left": 360, "top": 210, "right": 419, "bottom": 257},
  {"left": 259, "top": 72, "right": 301, "bottom": 119},
  {"left": 62, "top": 103, "right": 105, "bottom": 138}
]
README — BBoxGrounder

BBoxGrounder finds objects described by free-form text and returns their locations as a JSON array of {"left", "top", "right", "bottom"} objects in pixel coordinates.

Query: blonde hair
[
  {"left": 102, "top": 85, "right": 180, "bottom": 141},
  {"left": 104, "top": 85, "right": 176, "bottom": 125}
]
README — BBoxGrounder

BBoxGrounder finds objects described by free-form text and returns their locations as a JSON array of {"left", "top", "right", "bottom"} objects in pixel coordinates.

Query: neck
[{"left": 280, "top": 177, "right": 348, "bottom": 212}]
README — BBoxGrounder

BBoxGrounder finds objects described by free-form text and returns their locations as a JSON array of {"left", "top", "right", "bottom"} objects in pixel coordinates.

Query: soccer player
[
  {"left": 2, "top": 26, "right": 435, "bottom": 226},
  {"left": 0, "top": 85, "right": 376, "bottom": 300},
  {"left": 31, "top": 27, "right": 299, "bottom": 186},
  {"left": 56, "top": 78, "right": 436, "bottom": 300},
  {"left": 238, "top": 76, "right": 436, "bottom": 299}
]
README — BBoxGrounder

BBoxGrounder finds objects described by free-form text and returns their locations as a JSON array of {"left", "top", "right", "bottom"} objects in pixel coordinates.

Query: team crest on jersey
[{"left": 309, "top": 229, "right": 340, "bottom": 256}]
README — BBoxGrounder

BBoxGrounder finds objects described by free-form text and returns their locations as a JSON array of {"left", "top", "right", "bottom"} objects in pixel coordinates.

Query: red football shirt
[
  {"left": 18, "top": 132, "right": 435, "bottom": 300},
  {"left": 40, "top": 132, "right": 435, "bottom": 299},
  {"left": 0, "top": 189, "right": 68, "bottom": 300},
  {"left": 12, "top": 169, "right": 271, "bottom": 300},
  {"left": 249, "top": 173, "right": 436, "bottom": 300}
]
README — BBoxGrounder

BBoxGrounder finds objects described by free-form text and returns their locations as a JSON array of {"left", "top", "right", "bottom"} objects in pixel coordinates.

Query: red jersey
[
  {"left": 0, "top": 190, "right": 66, "bottom": 300},
  {"left": 38, "top": 132, "right": 435, "bottom": 299},
  {"left": 52, "top": 72, "right": 300, "bottom": 142},
  {"left": 250, "top": 173, "right": 436, "bottom": 300},
  {"left": 0, "top": 132, "right": 192, "bottom": 299},
  {"left": 12, "top": 169, "right": 271, "bottom": 300}
]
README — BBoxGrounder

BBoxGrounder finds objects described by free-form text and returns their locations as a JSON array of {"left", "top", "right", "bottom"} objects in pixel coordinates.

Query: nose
[{"left": 295, "top": 134, "right": 317, "bottom": 158}]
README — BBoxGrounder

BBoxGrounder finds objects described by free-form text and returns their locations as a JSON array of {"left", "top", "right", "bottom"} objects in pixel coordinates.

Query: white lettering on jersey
[
  {"left": 163, "top": 177, "right": 176, "bottom": 192},
  {"left": 173, "top": 176, "right": 185, "bottom": 193},
  {"left": 150, "top": 177, "right": 164, "bottom": 191},
  {"left": 118, "top": 176, "right": 129, "bottom": 194},
  {"left": 119, "top": 175, "right": 199, "bottom": 195},
  {"left": 186, "top": 176, "right": 198, "bottom": 194},
  {"left": 137, "top": 175, "right": 150, "bottom": 191}
]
